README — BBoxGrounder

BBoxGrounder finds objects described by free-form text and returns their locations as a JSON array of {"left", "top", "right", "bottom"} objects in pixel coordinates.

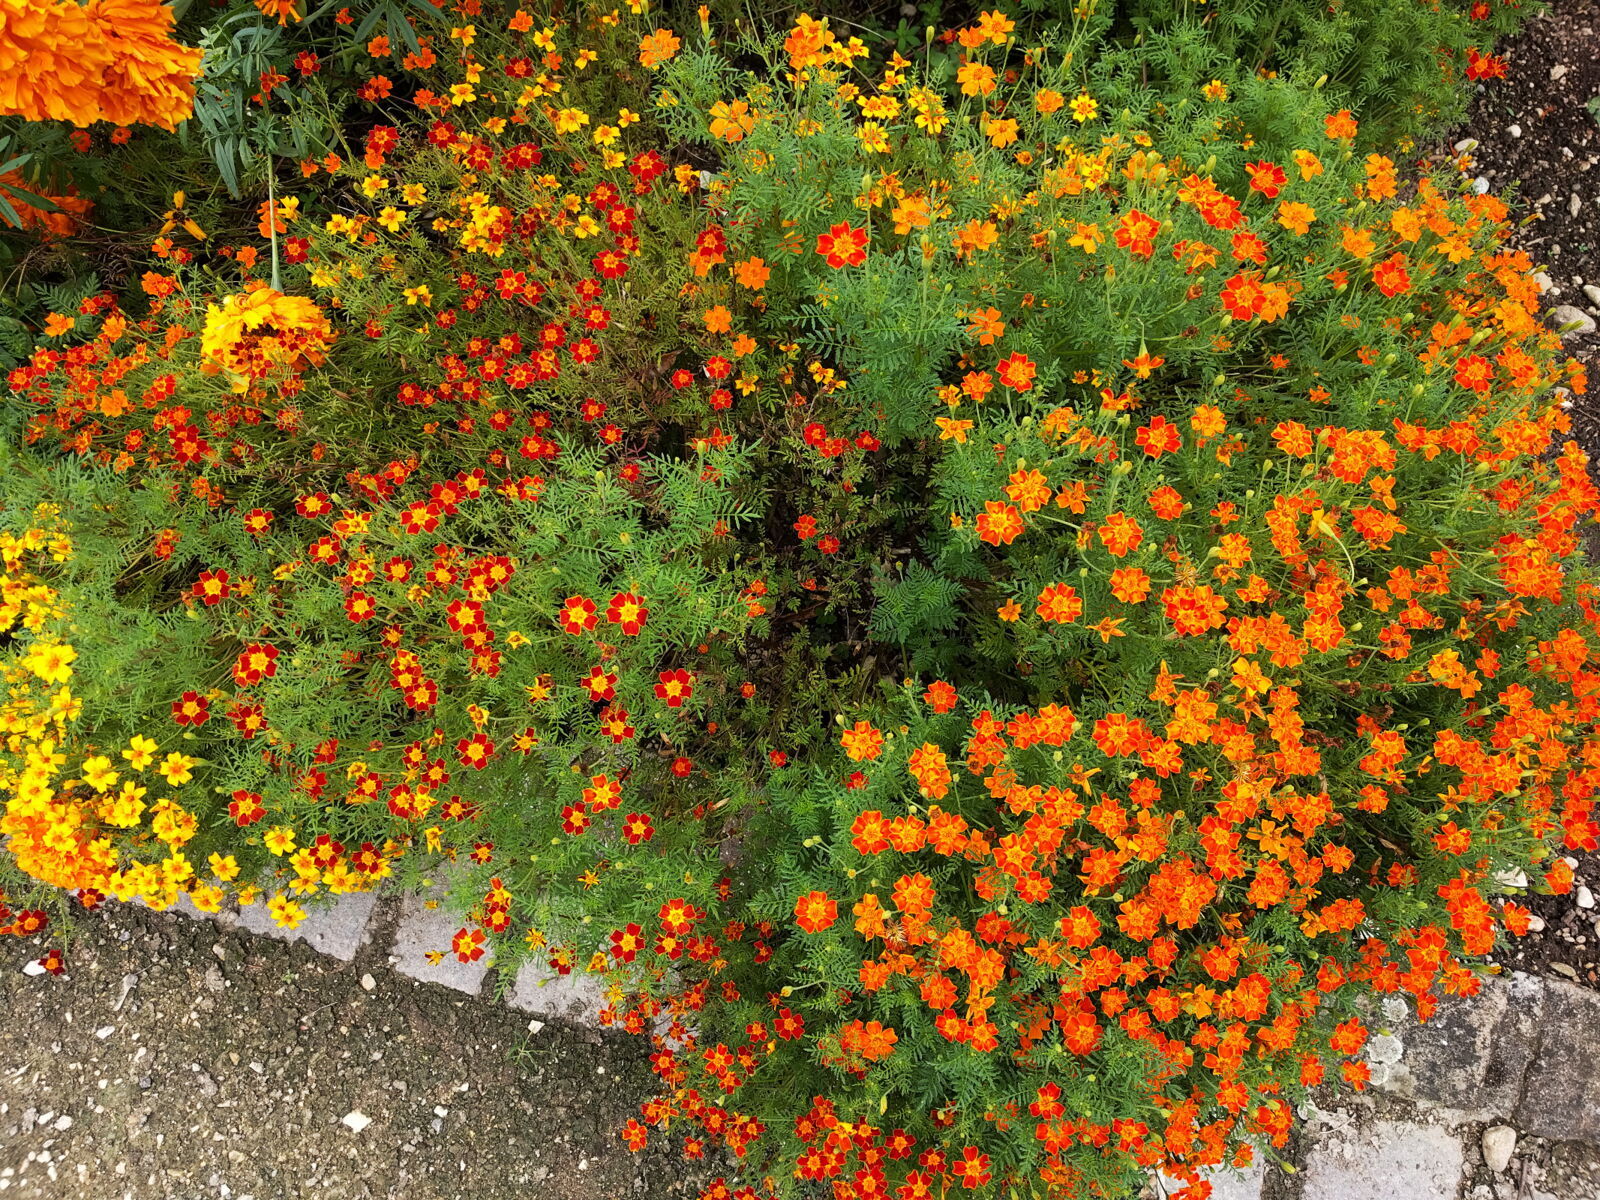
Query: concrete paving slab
[
  {"left": 390, "top": 881, "right": 487, "bottom": 995},
  {"left": 1154, "top": 1159, "right": 1265, "bottom": 1200},
  {"left": 234, "top": 888, "right": 380, "bottom": 962},
  {"left": 1301, "top": 1119, "right": 1464, "bottom": 1200},
  {"left": 1514, "top": 979, "right": 1600, "bottom": 1142},
  {"left": 507, "top": 961, "right": 610, "bottom": 1024},
  {"left": 1377, "top": 973, "right": 1543, "bottom": 1120}
]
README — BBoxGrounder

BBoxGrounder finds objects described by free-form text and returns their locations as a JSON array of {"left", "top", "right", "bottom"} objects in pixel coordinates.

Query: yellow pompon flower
[{"left": 199, "top": 286, "right": 334, "bottom": 392}]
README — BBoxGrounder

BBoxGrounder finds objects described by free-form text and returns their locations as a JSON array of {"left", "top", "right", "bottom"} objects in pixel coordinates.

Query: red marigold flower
[
  {"left": 1113, "top": 208, "right": 1159, "bottom": 258},
  {"left": 950, "top": 1147, "right": 992, "bottom": 1189},
  {"left": 1134, "top": 414, "right": 1182, "bottom": 458},
  {"left": 922, "top": 679, "right": 959, "bottom": 713},
  {"left": 233, "top": 642, "right": 279, "bottom": 686},
  {"left": 1245, "top": 160, "right": 1287, "bottom": 198},
  {"left": 229, "top": 789, "right": 265, "bottom": 825},
  {"left": 654, "top": 668, "right": 693, "bottom": 707},
  {"left": 559, "top": 595, "right": 597, "bottom": 635},
  {"left": 815, "top": 221, "right": 868, "bottom": 268},
  {"left": 192, "top": 569, "right": 230, "bottom": 605},
  {"left": 1372, "top": 251, "right": 1412, "bottom": 297},
  {"left": 171, "top": 691, "right": 210, "bottom": 727},
  {"left": 609, "top": 922, "right": 645, "bottom": 963},
  {"left": 456, "top": 733, "right": 495, "bottom": 770},
  {"left": 452, "top": 927, "right": 486, "bottom": 963},
  {"left": 995, "top": 352, "right": 1037, "bottom": 391},
  {"left": 606, "top": 591, "right": 649, "bottom": 635},
  {"left": 622, "top": 812, "right": 655, "bottom": 844},
  {"left": 1453, "top": 353, "right": 1494, "bottom": 392}
]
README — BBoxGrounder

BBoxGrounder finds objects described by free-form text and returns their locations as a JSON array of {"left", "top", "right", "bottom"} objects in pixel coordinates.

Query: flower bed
[{"left": 2, "top": 2, "right": 1595, "bottom": 1198}]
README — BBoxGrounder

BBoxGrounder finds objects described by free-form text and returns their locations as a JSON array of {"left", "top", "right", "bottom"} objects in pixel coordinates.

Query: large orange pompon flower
[{"left": 0, "top": 0, "right": 201, "bottom": 130}]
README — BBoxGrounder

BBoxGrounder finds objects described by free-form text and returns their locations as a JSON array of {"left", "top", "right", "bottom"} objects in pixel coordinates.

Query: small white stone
[
  {"left": 1534, "top": 272, "right": 1556, "bottom": 294},
  {"left": 1551, "top": 63, "right": 1569, "bottom": 81},
  {"left": 341, "top": 1111, "right": 372, "bottom": 1134},
  {"left": 94, "top": 1027, "right": 114, "bottom": 1040},
  {"left": 1482, "top": 1125, "right": 1517, "bottom": 1174},
  {"left": 1509, "top": 124, "right": 1522, "bottom": 138},
  {"left": 526, "top": 1019, "right": 545, "bottom": 1034},
  {"left": 1583, "top": 284, "right": 1600, "bottom": 308},
  {"left": 20, "top": 961, "right": 45, "bottom": 977},
  {"left": 1454, "top": 137, "right": 1479, "bottom": 153},
  {"left": 1473, "top": 177, "right": 1491, "bottom": 195},
  {"left": 1493, "top": 868, "right": 1529, "bottom": 889},
  {"left": 360, "top": 974, "right": 376, "bottom": 991},
  {"left": 1528, "top": 914, "right": 1547, "bottom": 933},
  {"left": 1577, "top": 885, "right": 1595, "bottom": 910},
  {"left": 1571, "top": 194, "right": 1584, "bottom": 218},
  {"left": 52, "top": 1116, "right": 72, "bottom": 1132},
  {"left": 1552, "top": 305, "right": 1598, "bottom": 338}
]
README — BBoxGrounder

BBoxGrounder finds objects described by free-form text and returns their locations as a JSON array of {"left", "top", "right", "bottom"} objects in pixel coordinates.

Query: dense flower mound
[
  {"left": 0, "top": 0, "right": 200, "bottom": 129},
  {"left": 0, "top": 3, "right": 1595, "bottom": 1199}
]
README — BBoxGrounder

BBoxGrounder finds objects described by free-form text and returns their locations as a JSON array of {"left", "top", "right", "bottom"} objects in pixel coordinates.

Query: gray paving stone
[
  {"left": 234, "top": 888, "right": 380, "bottom": 962},
  {"left": 1514, "top": 979, "right": 1600, "bottom": 1143},
  {"left": 1301, "top": 1119, "right": 1464, "bottom": 1200},
  {"left": 1377, "top": 974, "right": 1544, "bottom": 1120},
  {"left": 1154, "top": 1159, "right": 1265, "bottom": 1200},
  {"left": 507, "top": 960, "right": 609, "bottom": 1024},
  {"left": 390, "top": 882, "right": 487, "bottom": 995}
]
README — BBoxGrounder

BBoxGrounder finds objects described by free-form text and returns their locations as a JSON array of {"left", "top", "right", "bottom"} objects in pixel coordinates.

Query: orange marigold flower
[
  {"left": 637, "top": 27, "right": 681, "bottom": 69},
  {"left": 794, "top": 889, "right": 838, "bottom": 933},
  {"left": 975, "top": 500, "right": 1023, "bottom": 546}
]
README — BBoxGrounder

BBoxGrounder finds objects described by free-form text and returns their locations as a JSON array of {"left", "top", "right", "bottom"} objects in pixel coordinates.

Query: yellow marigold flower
[
  {"left": 264, "top": 825, "right": 297, "bottom": 856},
  {"left": 709, "top": 98, "right": 754, "bottom": 142},
  {"left": 156, "top": 752, "right": 196, "bottom": 786},
  {"left": 857, "top": 121, "right": 890, "bottom": 153},
  {"left": 1069, "top": 92, "right": 1098, "bottom": 122},
  {"left": 553, "top": 106, "right": 590, "bottom": 133},
  {"left": 209, "top": 852, "right": 240, "bottom": 881},
  {"left": 122, "top": 734, "right": 158, "bottom": 770},
  {"left": 79, "top": 755, "right": 117, "bottom": 792},
  {"left": 268, "top": 893, "right": 307, "bottom": 930},
  {"left": 24, "top": 640, "right": 75, "bottom": 683}
]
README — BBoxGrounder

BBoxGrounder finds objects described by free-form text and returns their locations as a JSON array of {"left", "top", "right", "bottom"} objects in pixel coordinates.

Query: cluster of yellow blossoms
[{"left": 199, "top": 285, "right": 336, "bottom": 392}]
